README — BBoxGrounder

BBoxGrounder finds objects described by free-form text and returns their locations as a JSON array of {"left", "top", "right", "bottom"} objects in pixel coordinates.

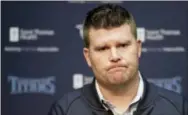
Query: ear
[
  {"left": 136, "top": 39, "right": 142, "bottom": 58},
  {"left": 83, "top": 47, "right": 91, "bottom": 67}
]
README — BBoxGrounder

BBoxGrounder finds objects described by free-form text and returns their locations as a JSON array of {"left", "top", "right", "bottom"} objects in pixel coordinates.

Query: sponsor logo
[
  {"left": 8, "top": 76, "right": 56, "bottom": 95},
  {"left": 72, "top": 73, "right": 93, "bottom": 89},
  {"left": 5, "top": 27, "right": 59, "bottom": 53},
  {"left": 137, "top": 28, "right": 181, "bottom": 42},
  {"left": 9, "top": 27, "right": 55, "bottom": 42}
]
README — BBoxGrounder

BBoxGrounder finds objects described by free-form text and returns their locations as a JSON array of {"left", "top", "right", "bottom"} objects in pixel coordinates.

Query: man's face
[{"left": 83, "top": 24, "right": 142, "bottom": 86}]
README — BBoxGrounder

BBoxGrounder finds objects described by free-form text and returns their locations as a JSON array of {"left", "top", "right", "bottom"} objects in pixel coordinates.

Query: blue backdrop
[{"left": 2, "top": 1, "right": 188, "bottom": 115}]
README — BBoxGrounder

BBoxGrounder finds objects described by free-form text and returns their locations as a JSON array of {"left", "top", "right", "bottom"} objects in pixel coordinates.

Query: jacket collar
[
  {"left": 81, "top": 76, "right": 158, "bottom": 111},
  {"left": 137, "top": 77, "right": 158, "bottom": 110},
  {"left": 82, "top": 78, "right": 106, "bottom": 111}
]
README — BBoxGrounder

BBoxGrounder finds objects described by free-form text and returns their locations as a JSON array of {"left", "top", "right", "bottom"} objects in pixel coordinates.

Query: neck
[{"left": 98, "top": 72, "right": 140, "bottom": 110}]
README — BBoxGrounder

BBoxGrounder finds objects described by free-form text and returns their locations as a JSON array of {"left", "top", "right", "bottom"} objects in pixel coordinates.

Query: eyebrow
[
  {"left": 94, "top": 40, "right": 131, "bottom": 48},
  {"left": 117, "top": 40, "right": 131, "bottom": 44}
]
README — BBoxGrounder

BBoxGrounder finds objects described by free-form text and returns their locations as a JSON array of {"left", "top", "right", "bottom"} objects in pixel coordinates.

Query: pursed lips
[{"left": 107, "top": 64, "right": 127, "bottom": 72}]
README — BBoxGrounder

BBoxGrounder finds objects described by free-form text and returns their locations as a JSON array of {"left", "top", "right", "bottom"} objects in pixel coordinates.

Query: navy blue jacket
[{"left": 48, "top": 79, "right": 188, "bottom": 115}]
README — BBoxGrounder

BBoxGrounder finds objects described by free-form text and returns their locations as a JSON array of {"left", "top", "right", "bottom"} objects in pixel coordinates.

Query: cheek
[
  {"left": 90, "top": 53, "right": 106, "bottom": 69},
  {"left": 122, "top": 49, "right": 139, "bottom": 65},
  {"left": 90, "top": 54, "right": 111, "bottom": 76}
]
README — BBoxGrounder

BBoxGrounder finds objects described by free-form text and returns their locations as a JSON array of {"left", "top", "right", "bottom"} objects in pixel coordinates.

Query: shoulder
[
  {"left": 57, "top": 88, "right": 83, "bottom": 111},
  {"left": 57, "top": 88, "right": 82, "bottom": 106},
  {"left": 155, "top": 84, "right": 183, "bottom": 100},
  {"left": 149, "top": 83, "right": 188, "bottom": 114},
  {"left": 48, "top": 88, "right": 83, "bottom": 115}
]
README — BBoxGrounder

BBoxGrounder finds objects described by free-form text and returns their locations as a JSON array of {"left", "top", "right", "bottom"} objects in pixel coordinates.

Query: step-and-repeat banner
[{"left": 2, "top": 1, "right": 188, "bottom": 115}]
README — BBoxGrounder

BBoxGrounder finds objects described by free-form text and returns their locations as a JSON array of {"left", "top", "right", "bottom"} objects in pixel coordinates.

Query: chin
[
  {"left": 108, "top": 76, "right": 126, "bottom": 84},
  {"left": 109, "top": 74, "right": 132, "bottom": 84}
]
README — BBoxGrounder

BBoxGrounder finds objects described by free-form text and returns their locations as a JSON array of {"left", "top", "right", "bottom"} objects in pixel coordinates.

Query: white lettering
[
  {"left": 34, "top": 29, "right": 55, "bottom": 36},
  {"left": 160, "top": 29, "right": 181, "bottom": 36}
]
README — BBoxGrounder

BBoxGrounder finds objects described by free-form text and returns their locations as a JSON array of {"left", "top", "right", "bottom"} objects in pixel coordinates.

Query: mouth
[
  {"left": 107, "top": 65, "right": 126, "bottom": 72},
  {"left": 109, "top": 67, "right": 125, "bottom": 72}
]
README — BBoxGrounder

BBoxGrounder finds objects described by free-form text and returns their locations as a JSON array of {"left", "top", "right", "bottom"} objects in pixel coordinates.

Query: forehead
[{"left": 88, "top": 24, "right": 134, "bottom": 45}]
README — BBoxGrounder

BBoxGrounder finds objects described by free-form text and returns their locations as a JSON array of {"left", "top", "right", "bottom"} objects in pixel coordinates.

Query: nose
[{"left": 109, "top": 47, "right": 121, "bottom": 62}]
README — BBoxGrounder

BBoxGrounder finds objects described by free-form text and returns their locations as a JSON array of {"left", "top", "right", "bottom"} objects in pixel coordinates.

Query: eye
[
  {"left": 118, "top": 41, "right": 131, "bottom": 48},
  {"left": 96, "top": 46, "right": 108, "bottom": 51},
  {"left": 118, "top": 43, "right": 128, "bottom": 48},
  {"left": 120, "top": 43, "right": 126, "bottom": 47}
]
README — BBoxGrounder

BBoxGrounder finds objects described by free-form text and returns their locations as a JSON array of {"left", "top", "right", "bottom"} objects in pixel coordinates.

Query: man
[{"left": 48, "top": 4, "right": 188, "bottom": 115}]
